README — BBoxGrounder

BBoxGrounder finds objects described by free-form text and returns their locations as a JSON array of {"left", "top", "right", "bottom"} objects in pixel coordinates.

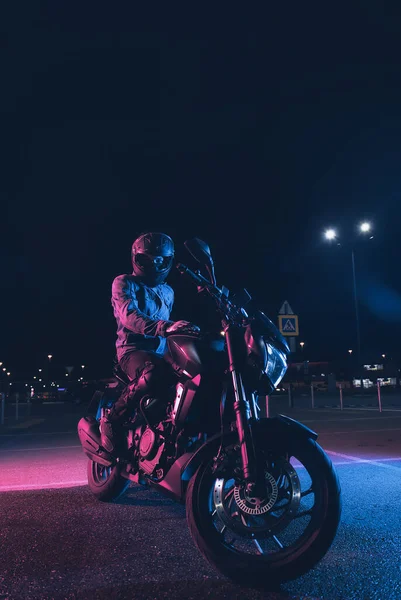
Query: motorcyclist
[{"left": 100, "top": 231, "right": 200, "bottom": 454}]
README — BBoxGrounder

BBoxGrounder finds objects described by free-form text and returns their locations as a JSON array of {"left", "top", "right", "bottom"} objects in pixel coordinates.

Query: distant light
[
  {"left": 321, "top": 373, "right": 326, "bottom": 377},
  {"left": 33, "top": 376, "right": 37, "bottom": 380},
  {"left": 300, "top": 342, "right": 305, "bottom": 348},
  {"left": 38, "top": 369, "right": 42, "bottom": 372},
  {"left": 324, "top": 228, "right": 337, "bottom": 241},
  {"left": 6, "top": 372, "right": 10, "bottom": 376},
  {"left": 39, "top": 378, "right": 42, "bottom": 382},
  {"left": 48, "top": 354, "right": 53, "bottom": 360},
  {"left": 0, "top": 362, "right": 2, "bottom": 366},
  {"left": 66, "top": 373, "right": 69, "bottom": 377},
  {"left": 348, "top": 349, "right": 353, "bottom": 354},
  {"left": 81, "top": 365, "right": 85, "bottom": 369},
  {"left": 382, "top": 354, "right": 386, "bottom": 358},
  {"left": 220, "top": 331, "right": 225, "bottom": 336},
  {"left": 360, "top": 222, "right": 371, "bottom": 233},
  {"left": 2, "top": 368, "right": 6, "bottom": 372}
]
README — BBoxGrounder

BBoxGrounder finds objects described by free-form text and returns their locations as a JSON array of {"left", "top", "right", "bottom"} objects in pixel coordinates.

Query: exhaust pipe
[{"left": 77, "top": 416, "right": 114, "bottom": 466}]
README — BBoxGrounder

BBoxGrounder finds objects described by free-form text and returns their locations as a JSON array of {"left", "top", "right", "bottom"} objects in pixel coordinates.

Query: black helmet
[{"left": 131, "top": 232, "right": 174, "bottom": 286}]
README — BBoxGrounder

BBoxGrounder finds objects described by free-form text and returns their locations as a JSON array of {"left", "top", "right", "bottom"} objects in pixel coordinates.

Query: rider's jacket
[{"left": 111, "top": 273, "right": 174, "bottom": 361}]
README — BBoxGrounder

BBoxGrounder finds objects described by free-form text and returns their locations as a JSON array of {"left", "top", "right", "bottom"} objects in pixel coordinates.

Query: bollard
[
  {"left": 288, "top": 384, "right": 293, "bottom": 408},
  {"left": 1, "top": 393, "right": 4, "bottom": 426},
  {"left": 265, "top": 395, "right": 269, "bottom": 418},
  {"left": 377, "top": 380, "right": 382, "bottom": 413},
  {"left": 339, "top": 384, "right": 343, "bottom": 410},
  {"left": 311, "top": 384, "right": 315, "bottom": 409}
]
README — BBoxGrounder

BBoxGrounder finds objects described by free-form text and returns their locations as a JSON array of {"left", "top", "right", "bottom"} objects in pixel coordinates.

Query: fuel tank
[
  {"left": 166, "top": 335, "right": 226, "bottom": 432},
  {"left": 165, "top": 334, "right": 225, "bottom": 379}
]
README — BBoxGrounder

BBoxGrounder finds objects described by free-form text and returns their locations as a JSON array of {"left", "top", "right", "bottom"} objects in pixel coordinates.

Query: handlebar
[
  {"left": 176, "top": 262, "right": 219, "bottom": 292},
  {"left": 176, "top": 262, "right": 244, "bottom": 325}
]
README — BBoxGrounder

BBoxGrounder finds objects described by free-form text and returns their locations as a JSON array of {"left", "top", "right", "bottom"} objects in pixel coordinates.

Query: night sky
[{"left": 2, "top": 4, "right": 401, "bottom": 379}]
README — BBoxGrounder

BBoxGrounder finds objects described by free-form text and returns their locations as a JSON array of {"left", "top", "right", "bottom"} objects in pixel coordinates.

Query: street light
[
  {"left": 323, "top": 221, "right": 373, "bottom": 368},
  {"left": 360, "top": 222, "right": 371, "bottom": 233},
  {"left": 324, "top": 228, "right": 337, "bottom": 241}
]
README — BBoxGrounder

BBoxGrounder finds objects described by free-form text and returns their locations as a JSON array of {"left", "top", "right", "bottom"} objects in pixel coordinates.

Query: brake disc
[{"left": 213, "top": 459, "right": 302, "bottom": 538}]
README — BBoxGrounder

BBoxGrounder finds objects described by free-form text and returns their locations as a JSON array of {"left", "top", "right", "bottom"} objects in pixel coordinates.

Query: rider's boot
[
  {"left": 99, "top": 361, "right": 168, "bottom": 454},
  {"left": 99, "top": 412, "right": 118, "bottom": 455},
  {"left": 99, "top": 386, "right": 132, "bottom": 455}
]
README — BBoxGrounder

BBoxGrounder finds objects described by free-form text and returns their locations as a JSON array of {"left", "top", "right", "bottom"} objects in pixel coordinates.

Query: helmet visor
[{"left": 135, "top": 254, "right": 173, "bottom": 273}]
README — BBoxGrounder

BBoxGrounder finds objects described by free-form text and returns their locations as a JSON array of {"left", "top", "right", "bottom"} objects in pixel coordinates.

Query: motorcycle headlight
[{"left": 265, "top": 343, "right": 288, "bottom": 388}]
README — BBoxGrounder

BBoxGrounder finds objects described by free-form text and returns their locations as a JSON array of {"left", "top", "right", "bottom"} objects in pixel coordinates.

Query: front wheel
[
  {"left": 87, "top": 459, "right": 130, "bottom": 502},
  {"left": 186, "top": 436, "right": 341, "bottom": 588}
]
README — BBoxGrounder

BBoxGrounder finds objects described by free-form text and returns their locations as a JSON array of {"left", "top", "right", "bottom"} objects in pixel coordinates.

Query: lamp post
[
  {"left": 323, "top": 222, "right": 373, "bottom": 371},
  {"left": 47, "top": 354, "right": 53, "bottom": 385}
]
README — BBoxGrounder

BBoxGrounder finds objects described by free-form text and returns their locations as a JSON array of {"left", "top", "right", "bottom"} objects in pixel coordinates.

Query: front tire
[
  {"left": 186, "top": 436, "right": 341, "bottom": 588},
  {"left": 87, "top": 459, "right": 130, "bottom": 502}
]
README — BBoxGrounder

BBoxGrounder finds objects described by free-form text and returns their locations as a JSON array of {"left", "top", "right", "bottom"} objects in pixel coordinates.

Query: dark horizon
[{"left": 2, "top": 4, "right": 401, "bottom": 379}]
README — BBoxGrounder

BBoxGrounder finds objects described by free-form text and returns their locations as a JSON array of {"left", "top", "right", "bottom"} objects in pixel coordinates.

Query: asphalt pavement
[{"left": 0, "top": 403, "right": 401, "bottom": 599}]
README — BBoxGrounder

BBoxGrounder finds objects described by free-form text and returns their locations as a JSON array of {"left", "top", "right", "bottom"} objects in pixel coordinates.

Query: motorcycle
[{"left": 77, "top": 238, "right": 341, "bottom": 588}]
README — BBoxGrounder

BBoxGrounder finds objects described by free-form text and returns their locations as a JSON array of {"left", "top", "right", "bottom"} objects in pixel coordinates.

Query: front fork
[{"left": 226, "top": 326, "right": 266, "bottom": 497}]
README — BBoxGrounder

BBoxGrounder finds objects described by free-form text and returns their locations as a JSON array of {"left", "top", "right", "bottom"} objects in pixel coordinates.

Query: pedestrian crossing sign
[{"left": 278, "top": 314, "right": 299, "bottom": 336}]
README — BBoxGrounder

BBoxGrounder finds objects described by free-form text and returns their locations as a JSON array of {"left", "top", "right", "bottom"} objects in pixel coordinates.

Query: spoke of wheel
[
  {"left": 274, "top": 500, "right": 290, "bottom": 510},
  {"left": 212, "top": 509, "right": 217, "bottom": 517},
  {"left": 293, "top": 509, "right": 313, "bottom": 519},
  {"left": 220, "top": 524, "right": 227, "bottom": 535},
  {"left": 277, "top": 489, "right": 290, "bottom": 501},
  {"left": 301, "top": 487, "right": 314, "bottom": 498},
  {"left": 253, "top": 538, "right": 264, "bottom": 554},
  {"left": 227, "top": 493, "right": 235, "bottom": 510},
  {"left": 240, "top": 513, "right": 248, "bottom": 527},
  {"left": 272, "top": 534, "right": 284, "bottom": 549},
  {"left": 225, "top": 487, "right": 235, "bottom": 498}
]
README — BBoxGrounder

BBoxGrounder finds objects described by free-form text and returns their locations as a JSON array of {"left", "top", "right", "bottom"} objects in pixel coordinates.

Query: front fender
[
  {"left": 182, "top": 414, "right": 318, "bottom": 485},
  {"left": 256, "top": 414, "right": 318, "bottom": 441}
]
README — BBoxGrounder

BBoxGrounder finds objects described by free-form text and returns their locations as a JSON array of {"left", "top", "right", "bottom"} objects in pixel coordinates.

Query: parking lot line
[
  {"left": 326, "top": 450, "right": 401, "bottom": 470},
  {"left": 0, "top": 480, "right": 88, "bottom": 492}
]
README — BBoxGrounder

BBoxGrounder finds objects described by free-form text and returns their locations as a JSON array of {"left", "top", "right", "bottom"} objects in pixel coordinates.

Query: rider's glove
[{"left": 165, "top": 320, "right": 201, "bottom": 335}]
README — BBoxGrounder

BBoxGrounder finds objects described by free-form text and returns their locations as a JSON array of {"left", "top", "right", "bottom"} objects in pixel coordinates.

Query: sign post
[{"left": 278, "top": 301, "right": 299, "bottom": 353}]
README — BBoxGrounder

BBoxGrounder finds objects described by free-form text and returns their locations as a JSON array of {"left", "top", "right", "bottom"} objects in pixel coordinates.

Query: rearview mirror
[{"left": 184, "top": 238, "right": 216, "bottom": 285}]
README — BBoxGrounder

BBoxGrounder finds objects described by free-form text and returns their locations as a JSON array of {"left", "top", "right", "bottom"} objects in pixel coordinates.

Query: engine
[{"left": 137, "top": 424, "right": 166, "bottom": 478}]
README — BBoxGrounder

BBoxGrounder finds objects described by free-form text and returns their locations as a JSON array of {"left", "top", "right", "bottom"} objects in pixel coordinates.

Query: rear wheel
[
  {"left": 87, "top": 459, "right": 130, "bottom": 502},
  {"left": 186, "top": 436, "right": 341, "bottom": 588}
]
